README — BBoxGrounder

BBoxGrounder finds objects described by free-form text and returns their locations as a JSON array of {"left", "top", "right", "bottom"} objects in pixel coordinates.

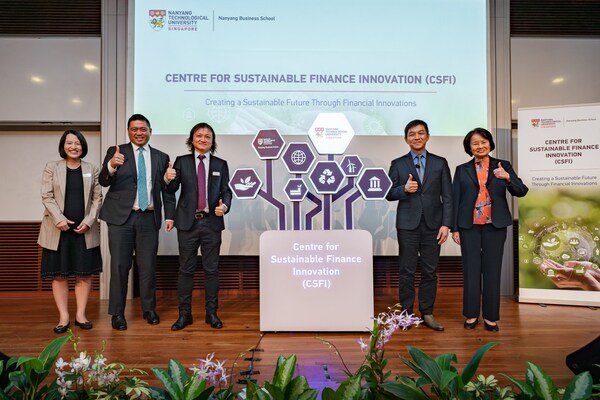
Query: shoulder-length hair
[
  {"left": 463, "top": 127, "right": 495, "bottom": 156},
  {"left": 58, "top": 129, "right": 88, "bottom": 159},
  {"left": 186, "top": 122, "right": 217, "bottom": 153}
]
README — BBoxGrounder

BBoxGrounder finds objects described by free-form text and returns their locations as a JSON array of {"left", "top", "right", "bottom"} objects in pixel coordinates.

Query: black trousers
[
  {"left": 459, "top": 224, "right": 507, "bottom": 322},
  {"left": 176, "top": 218, "right": 222, "bottom": 314},
  {"left": 107, "top": 211, "right": 158, "bottom": 316},
  {"left": 397, "top": 217, "right": 441, "bottom": 315}
]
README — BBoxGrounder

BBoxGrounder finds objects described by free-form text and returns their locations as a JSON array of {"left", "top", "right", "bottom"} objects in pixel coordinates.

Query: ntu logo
[
  {"left": 531, "top": 118, "right": 540, "bottom": 128},
  {"left": 149, "top": 10, "right": 166, "bottom": 31}
]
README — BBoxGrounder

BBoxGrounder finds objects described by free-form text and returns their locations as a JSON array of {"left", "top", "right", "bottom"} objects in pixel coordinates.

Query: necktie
[
  {"left": 138, "top": 148, "right": 149, "bottom": 211},
  {"left": 416, "top": 155, "right": 425, "bottom": 181},
  {"left": 197, "top": 154, "right": 206, "bottom": 211}
]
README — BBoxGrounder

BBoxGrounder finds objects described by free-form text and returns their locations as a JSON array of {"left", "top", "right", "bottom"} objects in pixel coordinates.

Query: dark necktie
[
  {"left": 138, "top": 148, "right": 148, "bottom": 211},
  {"left": 197, "top": 154, "right": 206, "bottom": 211}
]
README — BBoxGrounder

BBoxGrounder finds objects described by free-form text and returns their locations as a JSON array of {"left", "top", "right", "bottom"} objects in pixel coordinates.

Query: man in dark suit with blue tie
[
  {"left": 386, "top": 119, "right": 452, "bottom": 331},
  {"left": 164, "top": 122, "right": 232, "bottom": 330},
  {"left": 99, "top": 114, "right": 176, "bottom": 330}
]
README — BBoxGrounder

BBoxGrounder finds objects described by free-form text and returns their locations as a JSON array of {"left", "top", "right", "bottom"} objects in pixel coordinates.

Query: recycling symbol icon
[{"left": 319, "top": 169, "right": 336, "bottom": 185}]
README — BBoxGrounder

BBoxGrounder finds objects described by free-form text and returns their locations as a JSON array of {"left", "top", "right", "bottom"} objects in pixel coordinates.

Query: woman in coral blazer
[{"left": 38, "top": 130, "right": 102, "bottom": 333}]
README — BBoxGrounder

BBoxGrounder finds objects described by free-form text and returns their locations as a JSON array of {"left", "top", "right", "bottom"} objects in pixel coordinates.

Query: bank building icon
[{"left": 367, "top": 176, "right": 382, "bottom": 192}]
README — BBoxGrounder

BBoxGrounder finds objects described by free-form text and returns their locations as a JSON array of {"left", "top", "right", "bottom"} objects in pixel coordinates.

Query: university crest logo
[
  {"left": 531, "top": 118, "right": 540, "bottom": 128},
  {"left": 149, "top": 10, "right": 166, "bottom": 31}
]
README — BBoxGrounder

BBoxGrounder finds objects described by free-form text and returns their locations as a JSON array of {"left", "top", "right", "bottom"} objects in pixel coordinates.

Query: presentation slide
[{"left": 132, "top": 1, "right": 488, "bottom": 135}]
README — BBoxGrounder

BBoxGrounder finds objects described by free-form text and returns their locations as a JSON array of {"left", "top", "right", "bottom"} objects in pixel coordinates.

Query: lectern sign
[{"left": 260, "top": 229, "right": 373, "bottom": 331}]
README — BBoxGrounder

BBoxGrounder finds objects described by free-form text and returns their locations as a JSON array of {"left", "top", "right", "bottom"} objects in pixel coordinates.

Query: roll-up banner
[{"left": 518, "top": 103, "right": 600, "bottom": 306}]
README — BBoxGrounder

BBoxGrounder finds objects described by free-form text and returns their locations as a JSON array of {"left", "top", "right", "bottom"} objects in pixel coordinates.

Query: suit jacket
[
  {"left": 386, "top": 151, "right": 453, "bottom": 230},
  {"left": 38, "top": 160, "right": 102, "bottom": 250},
  {"left": 452, "top": 156, "right": 528, "bottom": 231},
  {"left": 99, "top": 143, "right": 175, "bottom": 229},
  {"left": 165, "top": 153, "right": 232, "bottom": 232}
]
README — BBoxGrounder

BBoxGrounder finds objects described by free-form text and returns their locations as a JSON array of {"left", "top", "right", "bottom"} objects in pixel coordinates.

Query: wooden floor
[{"left": 1, "top": 288, "right": 598, "bottom": 394}]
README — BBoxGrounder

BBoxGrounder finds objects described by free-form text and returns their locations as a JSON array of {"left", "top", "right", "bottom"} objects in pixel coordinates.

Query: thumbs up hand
[
  {"left": 404, "top": 173, "right": 419, "bottom": 193},
  {"left": 164, "top": 161, "right": 176, "bottom": 183},
  {"left": 110, "top": 144, "right": 125, "bottom": 169},
  {"left": 493, "top": 161, "right": 510, "bottom": 181},
  {"left": 215, "top": 199, "right": 226, "bottom": 217}
]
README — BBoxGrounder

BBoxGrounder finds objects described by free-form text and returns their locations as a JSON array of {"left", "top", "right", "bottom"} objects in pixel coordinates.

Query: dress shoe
[
  {"left": 484, "top": 321, "right": 499, "bottom": 332},
  {"left": 422, "top": 315, "right": 444, "bottom": 331},
  {"left": 205, "top": 312, "right": 223, "bottom": 329},
  {"left": 53, "top": 322, "right": 70, "bottom": 334},
  {"left": 74, "top": 320, "right": 93, "bottom": 330},
  {"left": 111, "top": 315, "right": 127, "bottom": 330},
  {"left": 143, "top": 310, "right": 160, "bottom": 325},
  {"left": 171, "top": 314, "right": 193, "bottom": 331},
  {"left": 464, "top": 318, "right": 479, "bottom": 330}
]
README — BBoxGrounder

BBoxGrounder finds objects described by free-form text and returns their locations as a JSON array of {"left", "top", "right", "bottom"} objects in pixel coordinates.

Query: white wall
[
  {"left": 0, "top": 130, "right": 101, "bottom": 221},
  {"left": 511, "top": 38, "right": 600, "bottom": 118},
  {"left": 0, "top": 38, "right": 101, "bottom": 123}
]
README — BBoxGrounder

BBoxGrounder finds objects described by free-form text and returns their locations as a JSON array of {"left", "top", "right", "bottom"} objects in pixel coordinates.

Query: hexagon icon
[
  {"left": 282, "top": 142, "right": 316, "bottom": 174},
  {"left": 308, "top": 161, "right": 345, "bottom": 194},
  {"left": 356, "top": 168, "right": 392, "bottom": 200},
  {"left": 340, "top": 155, "right": 364, "bottom": 177},
  {"left": 252, "top": 129, "right": 285, "bottom": 160},
  {"left": 229, "top": 168, "right": 262, "bottom": 199},
  {"left": 308, "top": 113, "right": 355, "bottom": 155},
  {"left": 284, "top": 178, "right": 309, "bottom": 202}
]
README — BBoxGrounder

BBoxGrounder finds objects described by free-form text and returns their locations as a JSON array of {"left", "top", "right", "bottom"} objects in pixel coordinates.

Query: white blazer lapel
[
  {"left": 81, "top": 161, "right": 92, "bottom": 209},
  {"left": 57, "top": 160, "right": 67, "bottom": 209}
]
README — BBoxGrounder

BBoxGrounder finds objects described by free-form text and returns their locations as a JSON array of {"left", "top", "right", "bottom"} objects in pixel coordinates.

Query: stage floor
[{"left": 1, "top": 288, "right": 598, "bottom": 394}]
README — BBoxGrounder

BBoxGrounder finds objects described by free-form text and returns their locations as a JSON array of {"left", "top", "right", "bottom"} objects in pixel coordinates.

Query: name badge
[
  {"left": 82, "top": 173, "right": 92, "bottom": 178},
  {"left": 212, "top": 171, "right": 220, "bottom": 176}
]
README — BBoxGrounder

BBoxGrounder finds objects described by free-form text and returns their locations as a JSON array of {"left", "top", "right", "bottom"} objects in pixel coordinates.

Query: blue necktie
[
  {"left": 138, "top": 148, "right": 149, "bottom": 211},
  {"left": 416, "top": 155, "right": 425, "bottom": 181}
]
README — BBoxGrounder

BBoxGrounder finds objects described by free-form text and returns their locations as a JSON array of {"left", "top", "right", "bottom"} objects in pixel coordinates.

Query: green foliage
[
  {"left": 243, "top": 355, "right": 318, "bottom": 400},
  {"left": 150, "top": 354, "right": 239, "bottom": 400},
  {"left": 322, "top": 320, "right": 504, "bottom": 400},
  {"left": 386, "top": 342, "right": 499, "bottom": 399},
  {"left": 0, "top": 334, "right": 70, "bottom": 400},
  {"left": 321, "top": 375, "right": 362, "bottom": 400},
  {"left": 502, "top": 362, "right": 594, "bottom": 400},
  {"left": 2, "top": 331, "right": 597, "bottom": 400},
  {"left": 150, "top": 359, "right": 213, "bottom": 400}
]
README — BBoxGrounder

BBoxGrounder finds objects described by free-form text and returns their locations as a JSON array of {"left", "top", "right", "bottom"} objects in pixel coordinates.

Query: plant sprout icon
[
  {"left": 542, "top": 236, "right": 560, "bottom": 249},
  {"left": 234, "top": 176, "right": 257, "bottom": 191}
]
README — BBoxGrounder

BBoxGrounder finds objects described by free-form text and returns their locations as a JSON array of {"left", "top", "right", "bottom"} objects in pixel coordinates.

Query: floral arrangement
[
  {"left": 54, "top": 345, "right": 151, "bottom": 399},
  {"left": 0, "top": 312, "right": 596, "bottom": 400}
]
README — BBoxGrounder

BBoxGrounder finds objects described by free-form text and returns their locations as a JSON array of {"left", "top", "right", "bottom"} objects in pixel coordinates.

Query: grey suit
[
  {"left": 165, "top": 152, "right": 232, "bottom": 314},
  {"left": 386, "top": 151, "right": 452, "bottom": 315},
  {"left": 99, "top": 143, "right": 176, "bottom": 316}
]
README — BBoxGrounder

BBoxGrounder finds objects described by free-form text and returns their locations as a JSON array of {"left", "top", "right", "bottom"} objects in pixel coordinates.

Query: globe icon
[
  {"left": 533, "top": 224, "right": 599, "bottom": 264},
  {"left": 291, "top": 150, "right": 307, "bottom": 165}
]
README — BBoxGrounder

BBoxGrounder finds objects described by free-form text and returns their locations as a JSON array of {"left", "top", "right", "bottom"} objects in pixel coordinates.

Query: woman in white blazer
[{"left": 38, "top": 130, "right": 102, "bottom": 333}]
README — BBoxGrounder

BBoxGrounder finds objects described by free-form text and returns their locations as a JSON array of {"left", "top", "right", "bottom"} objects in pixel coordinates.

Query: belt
[
  {"left": 133, "top": 209, "right": 154, "bottom": 213},
  {"left": 195, "top": 211, "right": 209, "bottom": 220}
]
